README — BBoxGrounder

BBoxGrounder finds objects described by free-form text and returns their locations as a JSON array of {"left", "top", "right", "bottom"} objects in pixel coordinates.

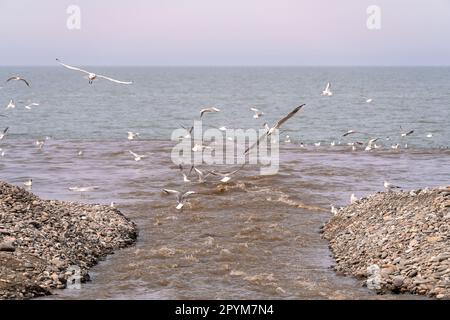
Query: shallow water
[{"left": 1, "top": 139, "right": 448, "bottom": 299}]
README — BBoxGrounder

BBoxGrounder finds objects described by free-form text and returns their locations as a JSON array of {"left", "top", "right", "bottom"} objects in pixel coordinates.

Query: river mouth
[{"left": 1, "top": 140, "right": 447, "bottom": 299}]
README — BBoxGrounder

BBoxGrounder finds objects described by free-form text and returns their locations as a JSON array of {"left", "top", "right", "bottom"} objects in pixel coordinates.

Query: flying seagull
[
  {"left": 401, "top": 129, "right": 414, "bottom": 137},
  {"left": 244, "top": 104, "right": 305, "bottom": 154},
  {"left": 5, "top": 99, "right": 15, "bottom": 110},
  {"left": 321, "top": 82, "right": 333, "bottom": 96},
  {"left": 208, "top": 164, "right": 245, "bottom": 183},
  {"left": 6, "top": 76, "right": 30, "bottom": 87},
  {"left": 24, "top": 102, "right": 39, "bottom": 110},
  {"left": 250, "top": 107, "right": 264, "bottom": 119},
  {"left": 56, "top": 58, "right": 133, "bottom": 85},
  {"left": 200, "top": 107, "right": 220, "bottom": 118},
  {"left": 128, "top": 150, "right": 147, "bottom": 161},
  {"left": 193, "top": 167, "right": 212, "bottom": 183},
  {"left": 162, "top": 189, "right": 196, "bottom": 210},
  {"left": 0, "top": 127, "right": 9, "bottom": 140},
  {"left": 179, "top": 164, "right": 193, "bottom": 183}
]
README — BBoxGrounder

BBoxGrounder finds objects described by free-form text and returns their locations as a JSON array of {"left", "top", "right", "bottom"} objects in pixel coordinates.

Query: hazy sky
[{"left": 1, "top": 0, "right": 450, "bottom": 66}]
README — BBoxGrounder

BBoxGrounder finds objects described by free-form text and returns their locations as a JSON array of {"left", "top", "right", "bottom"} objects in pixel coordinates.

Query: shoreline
[
  {"left": 0, "top": 181, "right": 137, "bottom": 299},
  {"left": 323, "top": 186, "right": 450, "bottom": 299}
]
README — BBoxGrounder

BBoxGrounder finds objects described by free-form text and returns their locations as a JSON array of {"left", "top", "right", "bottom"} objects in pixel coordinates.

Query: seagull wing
[
  {"left": 128, "top": 150, "right": 139, "bottom": 157},
  {"left": 19, "top": 78, "right": 31, "bottom": 87},
  {"left": 56, "top": 59, "right": 91, "bottom": 74},
  {"left": 162, "top": 189, "right": 181, "bottom": 195},
  {"left": 181, "top": 191, "right": 196, "bottom": 200},
  {"left": 3, "top": 127, "right": 8, "bottom": 134},
  {"left": 325, "top": 82, "right": 330, "bottom": 90},
  {"left": 274, "top": 104, "right": 305, "bottom": 129},
  {"left": 96, "top": 74, "right": 133, "bottom": 84}
]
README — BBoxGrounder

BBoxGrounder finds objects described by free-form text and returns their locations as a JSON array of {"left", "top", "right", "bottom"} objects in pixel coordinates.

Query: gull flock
[{"left": 0, "top": 66, "right": 439, "bottom": 212}]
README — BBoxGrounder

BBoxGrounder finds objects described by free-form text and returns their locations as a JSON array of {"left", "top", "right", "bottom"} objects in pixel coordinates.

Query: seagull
[
  {"left": 127, "top": 131, "right": 139, "bottom": 140},
  {"left": 179, "top": 164, "right": 193, "bottom": 183},
  {"left": 6, "top": 76, "right": 31, "bottom": 87},
  {"left": 77, "top": 150, "right": 84, "bottom": 156},
  {"left": 314, "top": 142, "right": 321, "bottom": 147},
  {"left": 391, "top": 144, "right": 400, "bottom": 149},
  {"left": 384, "top": 181, "right": 401, "bottom": 191},
  {"left": 330, "top": 205, "right": 339, "bottom": 216},
  {"left": 56, "top": 58, "right": 133, "bottom": 85},
  {"left": 162, "top": 189, "right": 196, "bottom": 210},
  {"left": 193, "top": 167, "right": 211, "bottom": 183},
  {"left": 364, "top": 138, "right": 379, "bottom": 151},
  {"left": 250, "top": 107, "right": 264, "bottom": 119},
  {"left": 350, "top": 194, "right": 358, "bottom": 204},
  {"left": 284, "top": 135, "right": 291, "bottom": 143},
  {"left": 0, "top": 149, "right": 5, "bottom": 157},
  {"left": 5, "top": 99, "right": 15, "bottom": 110},
  {"left": 200, "top": 107, "right": 220, "bottom": 118},
  {"left": 68, "top": 186, "right": 99, "bottom": 192},
  {"left": 192, "top": 143, "right": 212, "bottom": 152},
  {"left": 321, "top": 82, "right": 333, "bottom": 96},
  {"left": 244, "top": 104, "right": 305, "bottom": 154},
  {"left": 330, "top": 141, "right": 336, "bottom": 146},
  {"left": 128, "top": 150, "right": 147, "bottom": 161},
  {"left": 208, "top": 164, "right": 245, "bottom": 183},
  {"left": 24, "top": 102, "right": 39, "bottom": 110},
  {"left": 0, "top": 127, "right": 8, "bottom": 140},
  {"left": 401, "top": 129, "right": 414, "bottom": 137},
  {"left": 426, "top": 133, "right": 433, "bottom": 138},
  {"left": 35, "top": 140, "right": 45, "bottom": 149},
  {"left": 110, "top": 202, "right": 116, "bottom": 208},
  {"left": 23, "top": 179, "right": 33, "bottom": 188}
]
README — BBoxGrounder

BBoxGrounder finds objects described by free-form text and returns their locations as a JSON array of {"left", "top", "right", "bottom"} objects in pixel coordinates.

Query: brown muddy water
[{"left": 1, "top": 139, "right": 448, "bottom": 299}]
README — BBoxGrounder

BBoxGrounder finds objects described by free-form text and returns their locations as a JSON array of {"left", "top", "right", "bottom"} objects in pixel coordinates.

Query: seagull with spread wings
[
  {"left": 244, "top": 104, "right": 305, "bottom": 154},
  {"left": 56, "top": 58, "right": 133, "bottom": 85},
  {"left": 162, "top": 189, "right": 197, "bottom": 210},
  {"left": 6, "top": 76, "right": 31, "bottom": 87}
]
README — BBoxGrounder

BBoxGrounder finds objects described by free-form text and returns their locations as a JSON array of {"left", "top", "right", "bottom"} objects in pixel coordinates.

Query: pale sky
[{"left": 1, "top": 0, "right": 450, "bottom": 66}]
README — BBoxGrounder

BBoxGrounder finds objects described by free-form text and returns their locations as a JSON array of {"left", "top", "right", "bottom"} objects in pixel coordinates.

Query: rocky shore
[
  {"left": 323, "top": 186, "right": 450, "bottom": 299},
  {"left": 0, "top": 181, "right": 137, "bottom": 299}
]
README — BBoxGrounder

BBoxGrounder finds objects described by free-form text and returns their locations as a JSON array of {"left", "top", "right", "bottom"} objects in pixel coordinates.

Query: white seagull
[
  {"left": 6, "top": 76, "right": 31, "bottom": 87},
  {"left": 179, "top": 164, "right": 193, "bottom": 183},
  {"left": 5, "top": 99, "right": 15, "bottom": 110},
  {"left": 128, "top": 150, "right": 147, "bottom": 161},
  {"left": 200, "top": 107, "right": 220, "bottom": 118},
  {"left": 35, "top": 140, "right": 45, "bottom": 149},
  {"left": 250, "top": 107, "right": 264, "bottom": 119},
  {"left": 193, "top": 167, "right": 211, "bottom": 183},
  {"left": 56, "top": 58, "right": 133, "bottom": 85},
  {"left": 162, "top": 189, "right": 196, "bottom": 210},
  {"left": 321, "top": 82, "right": 333, "bottom": 96},
  {"left": 127, "top": 131, "right": 139, "bottom": 140},
  {"left": 68, "top": 186, "right": 100, "bottom": 192},
  {"left": 330, "top": 205, "right": 339, "bottom": 216},
  {"left": 0, "top": 127, "right": 8, "bottom": 140},
  {"left": 401, "top": 129, "right": 414, "bottom": 137},
  {"left": 245, "top": 104, "right": 305, "bottom": 154},
  {"left": 350, "top": 194, "right": 358, "bottom": 204},
  {"left": 24, "top": 102, "right": 39, "bottom": 110},
  {"left": 384, "top": 181, "right": 401, "bottom": 191},
  {"left": 208, "top": 164, "right": 245, "bottom": 183},
  {"left": 24, "top": 179, "right": 33, "bottom": 188}
]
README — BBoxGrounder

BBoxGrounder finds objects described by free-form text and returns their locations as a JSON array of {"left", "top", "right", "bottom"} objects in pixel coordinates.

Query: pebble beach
[
  {"left": 323, "top": 186, "right": 450, "bottom": 299},
  {"left": 0, "top": 181, "right": 137, "bottom": 299}
]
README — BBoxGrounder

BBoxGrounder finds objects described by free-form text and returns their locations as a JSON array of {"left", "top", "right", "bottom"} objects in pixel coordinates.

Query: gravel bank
[
  {"left": 323, "top": 186, "right": 450, "bottom": 299},
  {"left": 0, "top": 181, "right": 137, "bottom": 299}
]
